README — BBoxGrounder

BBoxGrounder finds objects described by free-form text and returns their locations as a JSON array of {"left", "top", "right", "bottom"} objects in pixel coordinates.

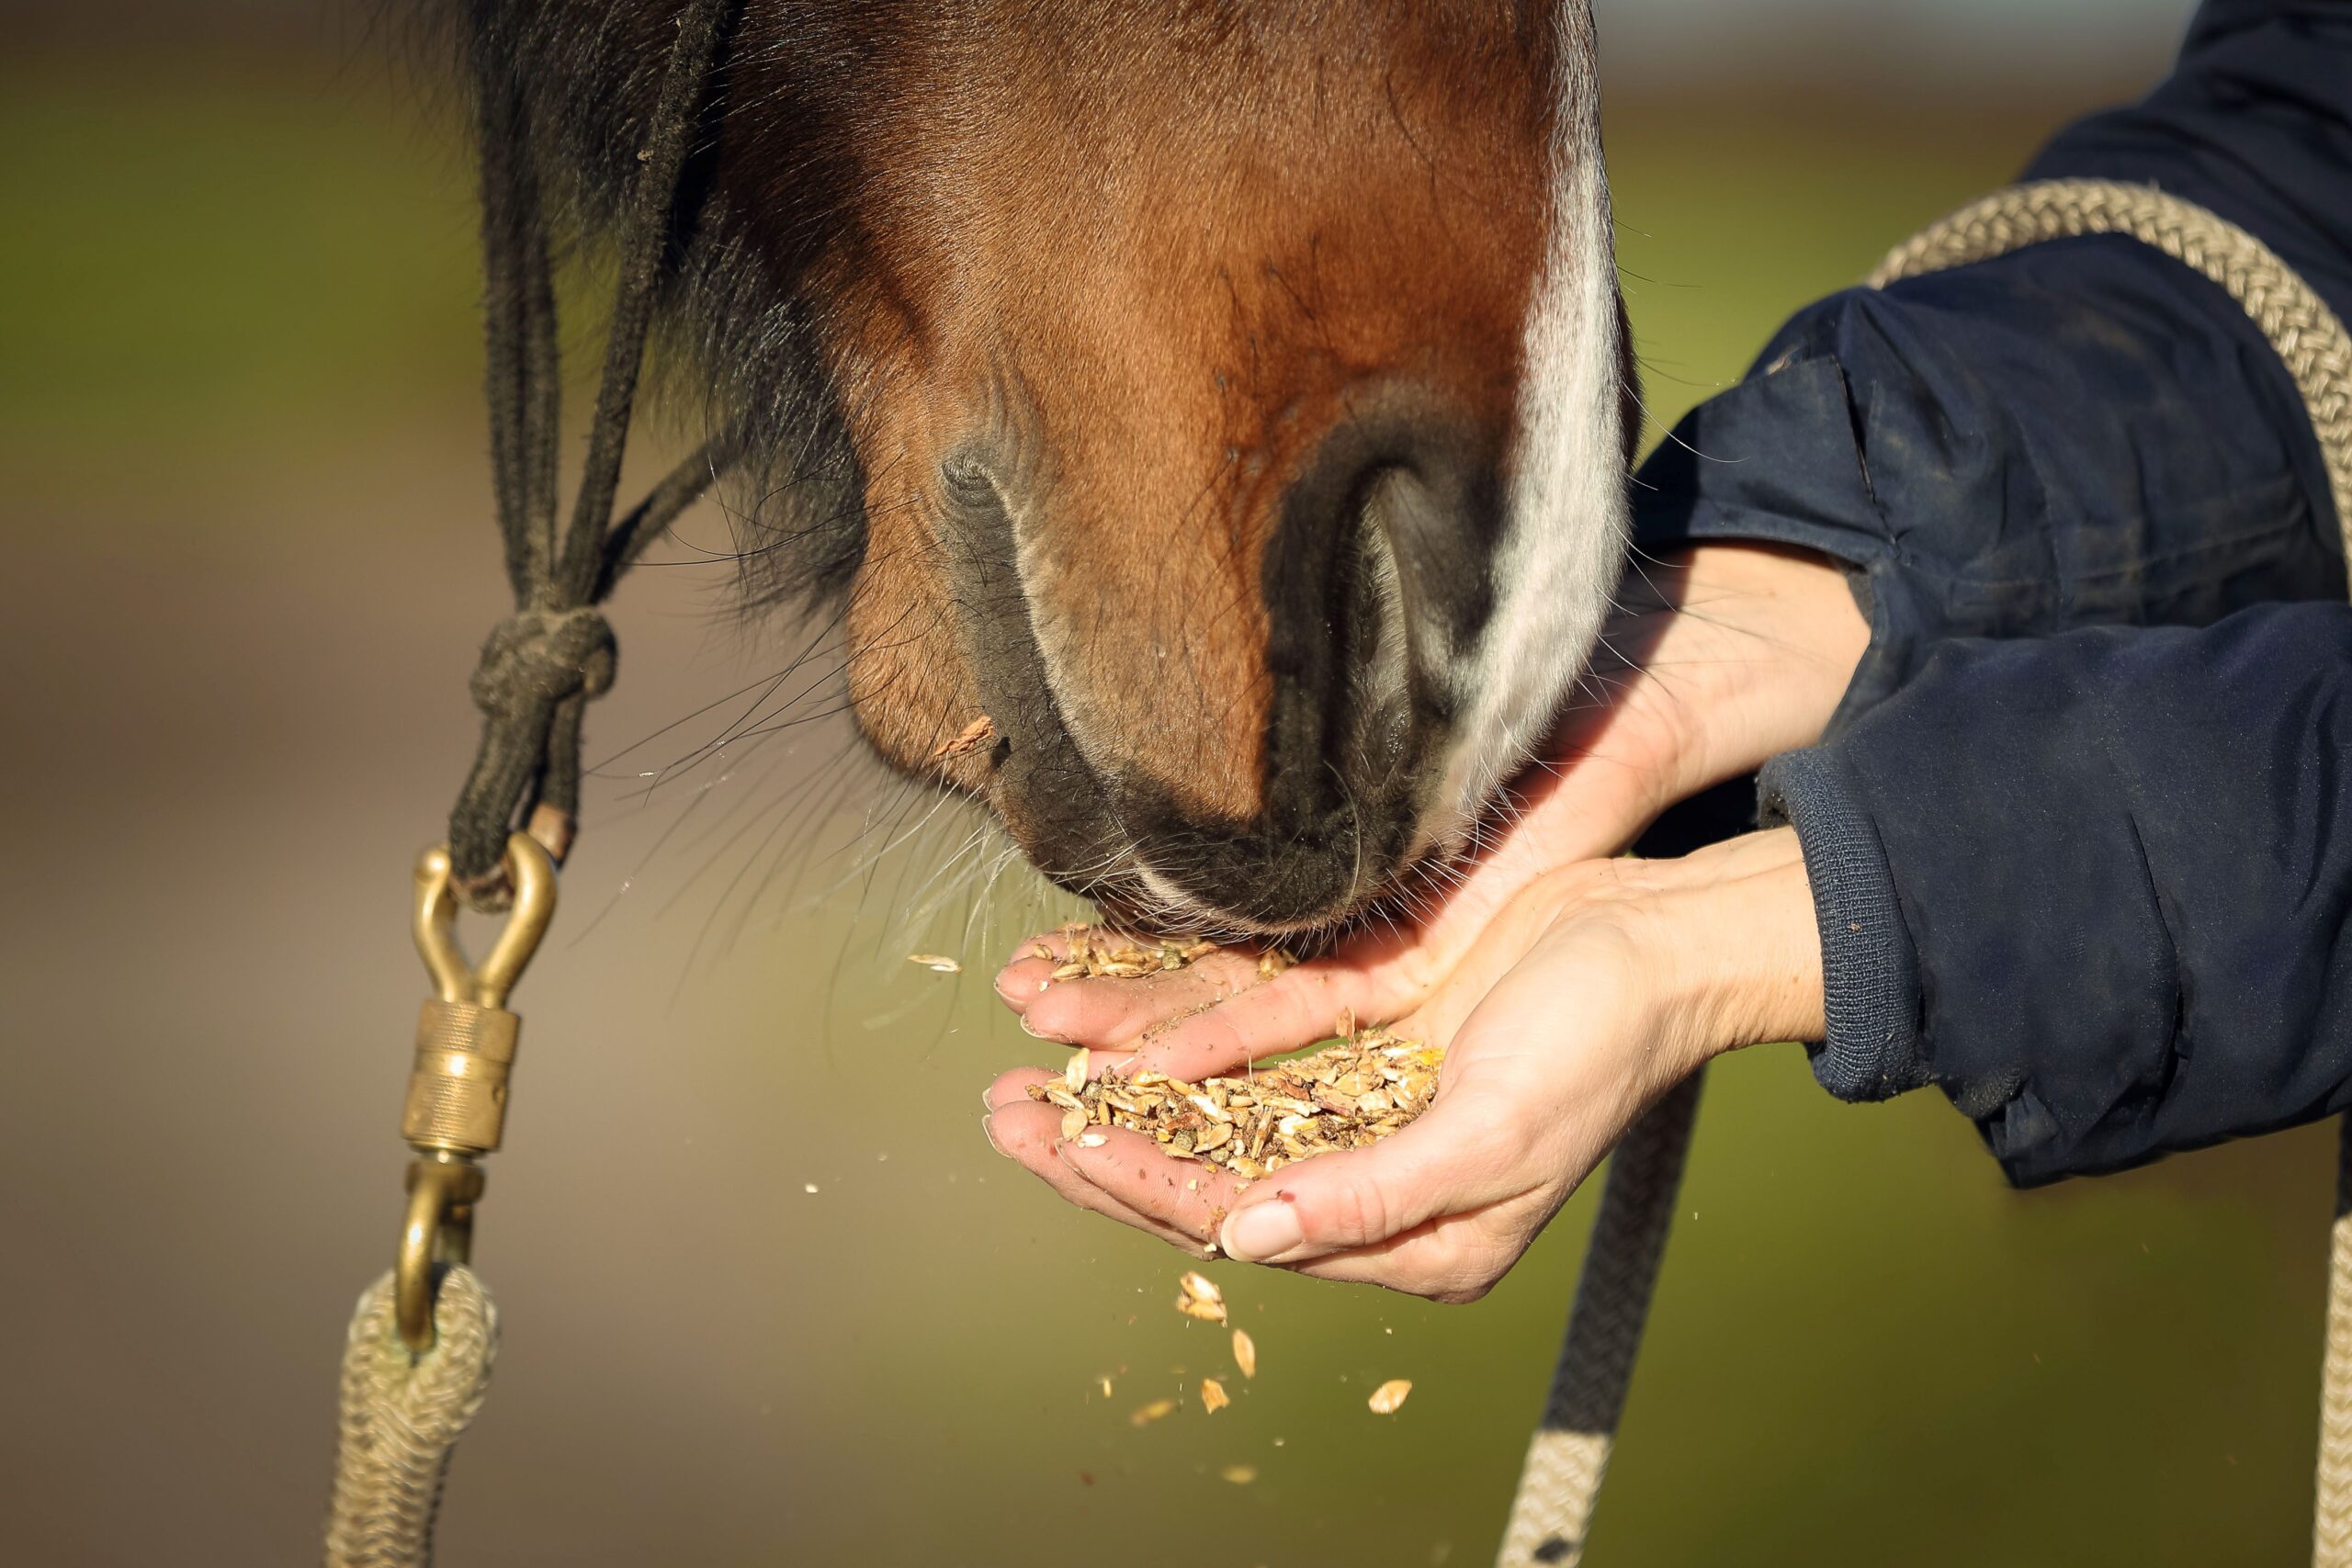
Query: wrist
[
  {"left": 1628, "top": 829, "right": 1826, "bottom": 1065},
  {"left": 1619, "top": 544, "right": 1870, "bottom": 801}
]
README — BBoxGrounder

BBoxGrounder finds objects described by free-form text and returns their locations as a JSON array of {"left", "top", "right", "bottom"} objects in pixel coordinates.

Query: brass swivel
[{"left": 394, "top": 831, "right": 556, "bottom": 1350}]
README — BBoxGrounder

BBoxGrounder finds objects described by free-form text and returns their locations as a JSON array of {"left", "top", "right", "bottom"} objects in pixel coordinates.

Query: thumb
[{"left": 1215, "top": 1086, "right": 1520, "bottom": 1265}]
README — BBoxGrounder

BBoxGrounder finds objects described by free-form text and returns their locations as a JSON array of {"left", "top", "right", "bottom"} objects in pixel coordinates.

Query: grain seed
[
  {"left": 1130, "top": 1399, "right": 1176, "bottom": 1427},
  {"left": 1200, "top": 1378, "right": 1231, "bottom": 1414},
  {"left": 906, "top": 953, "right": 962, "bottom": 973},
  {"left": 933, "top": 714, "right": 996, "bottom": 761},
  {"left": 1231, "top": 1329, "right": 1258, "bottom": 1381},
  {"left": 1220, "top": 1464, "right": 1258, "bottom": 1484},
  {"left": 1368, "top": 1380, "right": 1413, "bottom": 1415},
  {"left": 1176, "top": 1270, "right": 1228, "bottom": 1325}
]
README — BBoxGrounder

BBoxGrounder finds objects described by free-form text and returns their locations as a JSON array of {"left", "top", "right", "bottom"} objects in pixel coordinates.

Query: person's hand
[
  {"left": 983, "top": 829, "right": 1824, "bottom": 1299},
  {"left": 990, "top": 542, "right": 1863, "bottom": 1090}
]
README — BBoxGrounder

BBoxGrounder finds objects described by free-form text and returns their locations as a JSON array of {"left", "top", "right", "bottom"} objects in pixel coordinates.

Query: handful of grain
[{"left": 1029, "top": 1022, "right": 1445, "bottom": 1181}]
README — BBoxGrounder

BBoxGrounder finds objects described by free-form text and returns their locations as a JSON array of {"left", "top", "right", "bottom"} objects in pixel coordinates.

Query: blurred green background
[{"left": 6, "top": 2, "right": 2330, "bottom": 1565}]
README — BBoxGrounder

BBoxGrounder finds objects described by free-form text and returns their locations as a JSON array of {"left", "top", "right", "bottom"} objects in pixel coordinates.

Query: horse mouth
[{"left": 934, "top": 398, "right": 1512, "bottom": 935}]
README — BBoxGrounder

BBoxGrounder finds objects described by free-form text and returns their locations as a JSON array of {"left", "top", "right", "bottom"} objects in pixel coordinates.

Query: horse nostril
[
  {"left": 1259, "top": 400, "right": 1501, "bottom": 818},
  {"left": 1340, "top": 469, "right": 1412, "bottom": 725},
  {"left": 1116, "top": 397, "right": 1505, "bottom": 931}
]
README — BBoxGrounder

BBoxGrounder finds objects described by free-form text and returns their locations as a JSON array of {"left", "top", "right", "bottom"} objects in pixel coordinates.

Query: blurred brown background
[{"left": 4, "top": 1, "right": 2330, "bottom": 1564}]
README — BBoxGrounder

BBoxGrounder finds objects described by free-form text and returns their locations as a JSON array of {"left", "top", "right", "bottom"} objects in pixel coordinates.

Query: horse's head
[{"left": 500, "top": 0, "right": 1631, "bottom": 933}]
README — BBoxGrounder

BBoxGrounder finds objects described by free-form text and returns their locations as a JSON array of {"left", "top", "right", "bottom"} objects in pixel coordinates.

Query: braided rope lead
[
  {"left": 1867, "top": 179, "right": 2352, "bottom": 532},
  {"left": 1496, "top": 1074, "right": 1704, "bottom": 1568},
  {"left": 2324, "top": 1116, "right": 2352, "bottom": 1568},
  {"left": 1870, "top": 179, "right": 2352, "bottom": 1566},
  {"left": 1495, "top": 179, "right": 2352, "bottom": 1567},
  {"left": 323, "top": 1269, "right": 500, "bottom": 1568}
]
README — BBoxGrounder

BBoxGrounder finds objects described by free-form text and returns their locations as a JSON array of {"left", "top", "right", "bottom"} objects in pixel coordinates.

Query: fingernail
[
  {"left": 1018, "top": 1014, "right": 1068, "bottom": 1042},
  {"left": 1221, "top": 1196, "right": 1303, "bottom": 1263},
  {"left": 980, "top": 1114, "right": 1004, "bottom": 1157}
]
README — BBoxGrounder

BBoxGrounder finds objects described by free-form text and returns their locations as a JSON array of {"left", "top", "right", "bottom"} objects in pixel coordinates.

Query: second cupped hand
[{"left": 983, "top": 829, "right": 1825, "bottom": 1302}]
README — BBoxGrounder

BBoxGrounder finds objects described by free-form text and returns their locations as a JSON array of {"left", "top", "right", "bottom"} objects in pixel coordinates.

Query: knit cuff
[{"left": 1758, "top": 748, "right": 1928, "bottom": 1101}]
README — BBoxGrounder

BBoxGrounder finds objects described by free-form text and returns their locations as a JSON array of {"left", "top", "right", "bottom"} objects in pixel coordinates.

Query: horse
[{"left": 448, "top": 0, "right": 1634, "bottom": 935}]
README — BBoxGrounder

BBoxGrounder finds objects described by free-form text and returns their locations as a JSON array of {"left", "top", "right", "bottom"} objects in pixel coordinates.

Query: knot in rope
[
  {"left": 447, "top": 604, "right": 621, "bottom": 908},
  {"left": 469, "top": 606, "right": 617, "bottom": 717},
  {"left": 438, "top": 0, "right": 735, "bottom": 908}
]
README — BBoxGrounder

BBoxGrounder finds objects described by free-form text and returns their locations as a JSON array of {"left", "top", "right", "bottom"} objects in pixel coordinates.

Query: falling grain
[
  {"left": 1175, "top": 1270, "right": 1228, "bottom": 1325},
  {"left": 1368, "top": 1380, "right": 1413, "bottom": 1415}
]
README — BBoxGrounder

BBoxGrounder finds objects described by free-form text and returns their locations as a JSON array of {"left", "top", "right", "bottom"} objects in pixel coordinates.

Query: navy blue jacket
[{"left": 1627, "top": 0, "right": 2352, "bottom": 1184}]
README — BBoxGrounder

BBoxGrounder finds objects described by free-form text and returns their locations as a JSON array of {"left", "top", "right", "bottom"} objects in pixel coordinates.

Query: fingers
[
  {"left": 1053, "top": 1128, "right": 1255, "bottom": 1248},
  {"left": 1012, "top": 948, "right": 1267, "bottom": 1045},
  {"left": 982, "top": 1060, "right": 1137, "bottom": 1113},
  {"left": 1276, "top": 1214, "right": 1520, "bottom": 1303},
  {"left": 989, "top": 926, "right": 1112, "bottom": 1018},
  {"left": 992, "top": 917, "right": 1447, "bottom": 1061},
  {"left": 981, "top": 1083, "right": 1204, "bottom": 1253},
  {"left": 1213, "top": 1086, "right": 1523, "bottom": 1268},
  {"left": 997, "top": 942, "right": 1437, "bottom": 1084},
  {"left": 1120, "top": 961, "right": 1406, "bottom": 1081}
]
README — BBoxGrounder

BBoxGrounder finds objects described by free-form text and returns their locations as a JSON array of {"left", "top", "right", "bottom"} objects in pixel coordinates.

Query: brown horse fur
[{"left": 438, "top": 0, "right": 1634, "bottom": 933}]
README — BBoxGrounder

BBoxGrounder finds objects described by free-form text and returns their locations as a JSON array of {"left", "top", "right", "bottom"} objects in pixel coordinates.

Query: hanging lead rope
[
  {"left": 2322, "top": 1117, "right": 2352, "bottom": 1568},
  {"left": 1494, "top": 1076, "right": 1702, "bottom": 1568},
  {"left": 1496, "top": 178, "right": 2352, "bottom": 1567},
  {"left": 323, "top": 4, "right": 735, "bottom": 1564},
  {"left": 324, "top": 1269, "right": 500, "bottom": 1568}
]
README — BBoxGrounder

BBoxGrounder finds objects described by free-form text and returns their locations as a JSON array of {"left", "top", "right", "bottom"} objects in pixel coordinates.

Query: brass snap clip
[{"left": 395, "top": 832, "right": 557, "bottom": 1351}]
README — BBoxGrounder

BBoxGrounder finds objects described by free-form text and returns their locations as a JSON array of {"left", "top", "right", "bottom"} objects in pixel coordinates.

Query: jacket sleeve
[
  {"left": 1759, "top": 604, "right": 2352, "bottom": 1186},
  {"left": 1628, "top": 0, "right": 2352, "bottom": 728}
]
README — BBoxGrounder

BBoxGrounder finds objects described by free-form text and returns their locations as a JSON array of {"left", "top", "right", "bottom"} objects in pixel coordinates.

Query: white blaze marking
[{"left": 1418, "top": 0, "right": 1627, "bottom": 859}]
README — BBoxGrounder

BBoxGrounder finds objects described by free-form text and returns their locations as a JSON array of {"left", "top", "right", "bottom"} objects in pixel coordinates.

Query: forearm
[
  {"left": 1658, "top": 829, "right": 1826, "bottom": 1056},
  {"left": 1587, "top": 542, "right": 1870, "bottom": 828},
  {"left": 1629, "top": 235, "right": 2343, "bottom": 736},
  {"left": 1765, "top": 604, "right": 2352, "bottom": 1183}
]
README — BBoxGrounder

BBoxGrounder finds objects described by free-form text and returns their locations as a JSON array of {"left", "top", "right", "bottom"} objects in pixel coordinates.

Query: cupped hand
[{"left": 984, "top": 829, "right": 1825, "bottom": 1299}]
